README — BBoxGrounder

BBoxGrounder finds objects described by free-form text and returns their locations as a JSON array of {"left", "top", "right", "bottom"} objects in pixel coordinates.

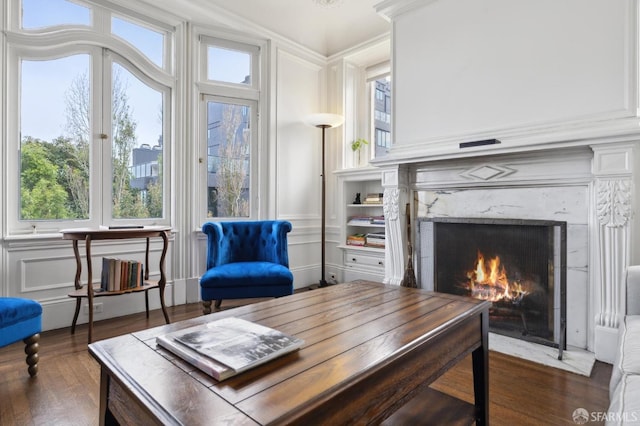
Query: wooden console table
[
  {"left": 61, "top": 226, "right": 171, "bottom": 343},
  {"left": 89, "top": 281, "right": 490, "bottom": 425}
]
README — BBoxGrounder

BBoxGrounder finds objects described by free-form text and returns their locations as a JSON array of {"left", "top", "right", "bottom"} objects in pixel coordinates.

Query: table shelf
[{"left": 67, "top": 281, "right": 160, "bottom": 298}]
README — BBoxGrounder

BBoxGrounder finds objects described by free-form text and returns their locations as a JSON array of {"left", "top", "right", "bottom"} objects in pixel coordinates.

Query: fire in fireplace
[
  {"left": 418, "top": 218, "right": 567, "bottom": 352},
  {"left": 466, "top": 251, "right": 529, "bottom": 304}
]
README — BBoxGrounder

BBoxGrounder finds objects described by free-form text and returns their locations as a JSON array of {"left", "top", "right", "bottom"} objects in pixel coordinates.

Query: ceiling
[{"left": 153, "top": 0, "right": 391, "bottom": 57}]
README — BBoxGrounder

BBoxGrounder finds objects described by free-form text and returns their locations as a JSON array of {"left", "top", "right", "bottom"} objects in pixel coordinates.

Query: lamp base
[{"left": 318, "top": 279, "right": 329, "bottom": 288}]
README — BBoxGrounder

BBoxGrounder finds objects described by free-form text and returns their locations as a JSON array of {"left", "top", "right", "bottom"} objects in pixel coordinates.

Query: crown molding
[{"left": 375, "top": 0, "right": 438, "bottom": 21}]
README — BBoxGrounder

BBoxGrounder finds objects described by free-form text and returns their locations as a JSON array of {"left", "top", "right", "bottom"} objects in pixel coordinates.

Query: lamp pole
[
  {"left": 305, "top": 113, "right": 344, "bottom": 288},
  {"left": 319, "top": 124, "right": 329, "bottom": 287}
]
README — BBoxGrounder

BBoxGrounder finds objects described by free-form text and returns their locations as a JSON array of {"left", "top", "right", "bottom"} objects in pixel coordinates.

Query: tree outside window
[
  {"left": 207, "top": 101, "right": 250, "bottom": 218},
  {"left": 20, "top": 62, "right": 164, "bottom": 221}
]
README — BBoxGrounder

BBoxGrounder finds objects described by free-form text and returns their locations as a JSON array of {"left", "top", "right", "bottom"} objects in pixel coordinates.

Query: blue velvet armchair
[{"left": 200, "top": 220, "right": 294, "bottom": 314}]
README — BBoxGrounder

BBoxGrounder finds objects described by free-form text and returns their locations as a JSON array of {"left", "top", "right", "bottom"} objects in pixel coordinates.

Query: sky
[{"left": 20, "top": 0, "right": 250, "bottom": 149}]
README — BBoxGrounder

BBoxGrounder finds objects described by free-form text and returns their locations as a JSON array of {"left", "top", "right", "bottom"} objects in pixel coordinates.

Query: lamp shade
[{"left": 305, "top": 113, "right": 344, "bottom": 129}]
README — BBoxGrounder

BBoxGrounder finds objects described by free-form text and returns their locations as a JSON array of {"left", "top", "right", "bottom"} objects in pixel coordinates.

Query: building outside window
[{"left": 372, "top": 76, "right": 391, "bottom": 159}]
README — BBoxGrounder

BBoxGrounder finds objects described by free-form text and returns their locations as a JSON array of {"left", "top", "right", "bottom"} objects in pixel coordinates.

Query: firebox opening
[{"left": 419, "top": 218, "right": 566, "bottom": 350}]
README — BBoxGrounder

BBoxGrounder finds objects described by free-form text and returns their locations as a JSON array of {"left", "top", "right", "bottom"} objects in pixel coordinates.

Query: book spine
[
  {"left": 109, "top": 259, "right": 116, "bottom": 292},
  {"left": 101, "top": 257, "right": 108, "bottom": 292}
]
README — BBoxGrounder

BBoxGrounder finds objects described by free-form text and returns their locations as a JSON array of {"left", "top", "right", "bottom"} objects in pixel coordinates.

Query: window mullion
[{"left": 98, "top": 48, "right": 112, "bottom": 225}]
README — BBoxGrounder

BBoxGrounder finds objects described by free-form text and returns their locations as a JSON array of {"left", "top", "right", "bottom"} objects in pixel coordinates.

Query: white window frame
[
  {"left": 196, "top": 30, "right": 266, "bottom": 222},
  {"left": 4, "top": 0, "right": 175, "bottom": 234}
]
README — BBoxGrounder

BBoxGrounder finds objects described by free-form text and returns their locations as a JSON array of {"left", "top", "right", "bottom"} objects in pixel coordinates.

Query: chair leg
[
  {"left": 202, "top": 300, "right": 212, "bottom": 315},
  {"left": 215, "top": 299, "right": 222, "bottom": 309},
  {"left": 23, "top": 333, "right": 40, "bottom": 377}
]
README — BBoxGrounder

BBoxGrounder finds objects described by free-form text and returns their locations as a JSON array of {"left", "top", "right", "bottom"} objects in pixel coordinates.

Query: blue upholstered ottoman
[{"left": 0, "top": 297, "right": 42, "bottom": 377}]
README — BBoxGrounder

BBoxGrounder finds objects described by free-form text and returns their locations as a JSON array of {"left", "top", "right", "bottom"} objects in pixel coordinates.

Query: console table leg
[
  {"left": 158, "top": 231, "right": 170, "bottom": 324},
  {"left": 86, "top": 235, "right": 94, "bottom": 344},
  {"left": 160, "top": 291, "right": 170, "bottom": 324},
  {"left": 71, "top": 298, "right": 81, "bottom": 334}
]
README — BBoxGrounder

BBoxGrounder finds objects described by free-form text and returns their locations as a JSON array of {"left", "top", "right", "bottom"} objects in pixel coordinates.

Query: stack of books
[
  {"left": 347, "top": 233, "right": 366, "bottom": 246},
  {"left": 365, "top": 232, "right": 386, "bottom": 248},
  {"left": 156, "top": 317, "right": 304, "bottom": 381},
  {"left": 363, "top": 193, "right": 384, "bottom": 204},
  {"left": 100, "top": 258, "right": 143, "bottom": 292},
  {"left": 347, "top": 216, "right": 374, "bottom": 226},
  {"left": 370, "top": 215, "right": 385, "bottom": 225}
]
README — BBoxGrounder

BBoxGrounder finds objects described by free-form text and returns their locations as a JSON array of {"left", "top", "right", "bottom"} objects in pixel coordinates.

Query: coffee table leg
[
  {"left": 472, "top": 309, "right": 489, "bottom": 426},
  {"left": 98, "top": 368, "right": 119, "bottom": 426}
]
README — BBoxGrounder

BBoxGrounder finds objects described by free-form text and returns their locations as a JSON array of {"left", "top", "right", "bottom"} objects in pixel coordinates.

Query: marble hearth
[{"left": 376, "top": 142, "right": 640, "bottom": 363}]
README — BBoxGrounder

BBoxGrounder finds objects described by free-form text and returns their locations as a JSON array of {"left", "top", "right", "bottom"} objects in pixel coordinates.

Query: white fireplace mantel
[{"left": 376, "top": 139, "right": 639, "bottom": 363}]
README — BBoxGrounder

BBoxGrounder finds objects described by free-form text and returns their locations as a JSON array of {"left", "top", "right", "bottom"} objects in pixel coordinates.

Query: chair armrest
[{"left": 626, "top": 265, "right": 640, "bottom": 316}]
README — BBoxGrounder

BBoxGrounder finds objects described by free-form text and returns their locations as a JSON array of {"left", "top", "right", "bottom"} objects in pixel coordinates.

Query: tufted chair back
[{"left": 203, "top": 221, "right": 292, "bottom": 269}]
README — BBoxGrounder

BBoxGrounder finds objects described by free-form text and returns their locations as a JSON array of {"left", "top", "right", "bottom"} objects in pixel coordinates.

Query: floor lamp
[{"left": 305, "top": 113, "right": 344, "bottom": 287}]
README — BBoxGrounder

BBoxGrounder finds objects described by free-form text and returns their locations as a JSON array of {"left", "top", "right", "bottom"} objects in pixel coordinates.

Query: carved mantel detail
[
  {"left": 594, "top": 178, "right": 632, "bottom": 331},
  {"left": 596, "top": 179, "right": 632, "bottom": 228},
  {"left": 383, "top": 188, "right": 400, "bottom": 221},
  {"left": 590, "top": 144, "right": 635, "bottom": 360},
  {"left": 380, "top": 167, "right": 409, "bottom": 286}
]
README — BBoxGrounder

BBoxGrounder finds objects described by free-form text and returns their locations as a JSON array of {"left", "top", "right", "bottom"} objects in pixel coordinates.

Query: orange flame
[{"left": 466, "top": 251, "right": 528, "bottom": 303}]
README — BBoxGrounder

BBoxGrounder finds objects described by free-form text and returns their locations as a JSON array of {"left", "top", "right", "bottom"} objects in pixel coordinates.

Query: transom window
[
  {"left": 207, "top": 46, "right": 252, "bottom": 85},
  {"left": 112, "top": 15, "right": 165, "bottom": 68},
  {"left": 21, "top": 0, "right": 91, "bottom": 29}
]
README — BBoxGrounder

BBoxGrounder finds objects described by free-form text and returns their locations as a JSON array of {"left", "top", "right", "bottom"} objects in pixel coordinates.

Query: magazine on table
[{"left": 156, "top": 317, "right": 304, "bottom": 381}]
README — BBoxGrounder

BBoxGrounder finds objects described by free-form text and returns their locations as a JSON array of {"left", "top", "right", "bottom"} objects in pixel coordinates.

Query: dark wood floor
[{"left": 0, "top": 295, "right": 612, "bottom": 425}]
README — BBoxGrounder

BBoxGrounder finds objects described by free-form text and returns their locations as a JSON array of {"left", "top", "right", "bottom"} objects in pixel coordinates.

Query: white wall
[
  {"left": 382, "top": 0, "right": 635, "bottom": 149},
  {"left": 275, "top": 47, "right": 332, "bottom": 286}
]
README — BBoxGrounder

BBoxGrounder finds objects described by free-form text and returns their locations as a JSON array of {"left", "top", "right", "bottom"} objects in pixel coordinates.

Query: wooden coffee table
[{"left": 89, "top": 281, "right": 490, "bottom": 425}]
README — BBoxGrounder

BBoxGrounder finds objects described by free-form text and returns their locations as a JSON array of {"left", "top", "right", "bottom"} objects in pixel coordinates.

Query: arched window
[{"left": 6, "top": 0, "right": 175, "bottom": 232}]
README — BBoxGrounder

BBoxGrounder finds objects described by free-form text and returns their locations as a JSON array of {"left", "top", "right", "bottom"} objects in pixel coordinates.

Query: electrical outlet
[{"left": 83, "top": 302, "right": 103, "bottom": 314}]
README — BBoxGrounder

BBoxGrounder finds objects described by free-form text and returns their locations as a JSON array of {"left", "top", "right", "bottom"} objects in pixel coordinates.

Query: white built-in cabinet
[{"left": 335, "top": 168, "right": 385, "bottom": 282}]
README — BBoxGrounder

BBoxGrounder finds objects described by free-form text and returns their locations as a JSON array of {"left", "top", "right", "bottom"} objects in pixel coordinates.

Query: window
[
  {"left": 205, "top": 100, "right": 252, "bottom": 217},
  {"left": 111, "top": 61, "right": 167, "bottom": 219},
  {"left": 198, "top": 35, "right": 261, "bottom": 219},
  {"left": 207, "top": 46, "right": 252, "bottom": 85},
  {"left": 20, "top": 55, "right": 91, "bottom": 220},
  {"left": 7, "top": 0, "right": 174, "bottom": 233},
  {"left": 21, "top": 0, "right": 91, "bottom": 29},
  {"left": 370, "top": 76, "right": 391, "bottom": 159},
  {"left": 112, "top": 16, "right": 165, "bottom": 68}
]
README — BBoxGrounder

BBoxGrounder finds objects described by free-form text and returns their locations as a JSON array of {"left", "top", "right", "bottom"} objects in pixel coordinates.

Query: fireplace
[{"left": 418, "top": 218, "right": 567, "bottom": 353}]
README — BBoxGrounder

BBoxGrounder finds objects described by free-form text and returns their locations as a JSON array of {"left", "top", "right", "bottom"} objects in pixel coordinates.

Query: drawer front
[{"left": 345, "top": 252, "right": 384, "bottom": 269}]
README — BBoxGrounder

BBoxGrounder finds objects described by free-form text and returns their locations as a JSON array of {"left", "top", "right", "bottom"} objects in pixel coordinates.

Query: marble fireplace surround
[{"left": 375, "top": 139, "right": 639, "bottom": 364}]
